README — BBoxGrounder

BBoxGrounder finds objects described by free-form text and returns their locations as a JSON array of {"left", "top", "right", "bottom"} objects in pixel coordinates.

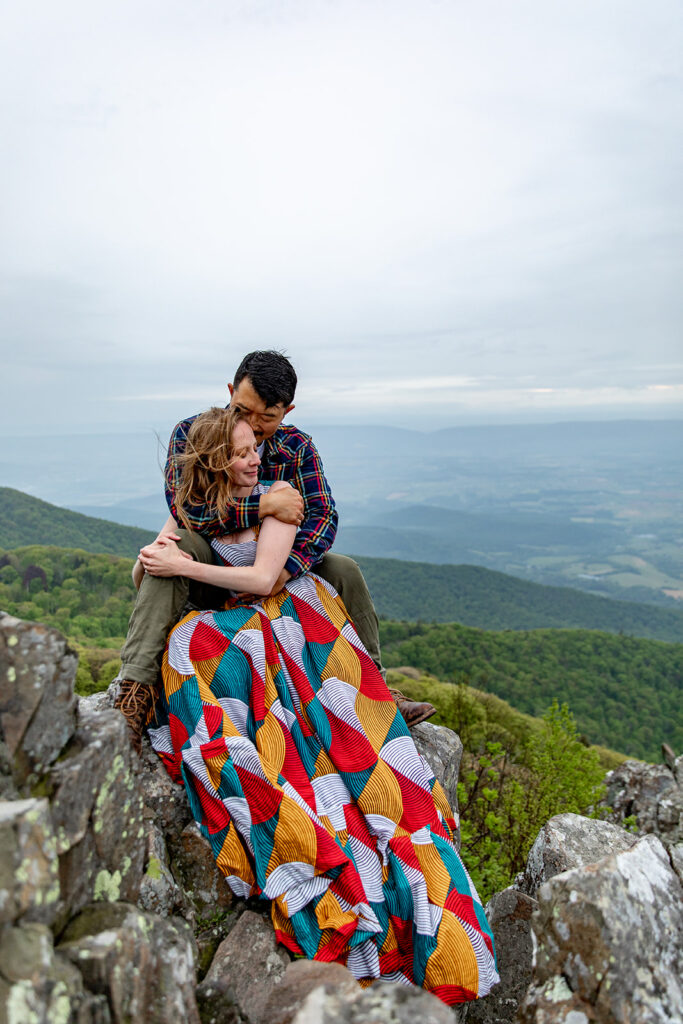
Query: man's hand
[{"left": 259, "top": 485, "right": 304, "bottom": 525}]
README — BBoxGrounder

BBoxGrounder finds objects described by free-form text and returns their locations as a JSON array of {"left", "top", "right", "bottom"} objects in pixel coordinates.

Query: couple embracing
[{"left": 116, "top": 350, "right": 498, "bottom": 1005}]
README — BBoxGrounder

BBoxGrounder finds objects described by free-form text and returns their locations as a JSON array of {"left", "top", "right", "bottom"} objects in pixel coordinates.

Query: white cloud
[{"left": 1, "top": 0, "right": 681, "bottom": 431}]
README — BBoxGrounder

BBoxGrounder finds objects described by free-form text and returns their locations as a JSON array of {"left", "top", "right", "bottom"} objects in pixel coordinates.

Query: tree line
[{"left": 1, "top": 543, "right": 680, "bottom": 761}]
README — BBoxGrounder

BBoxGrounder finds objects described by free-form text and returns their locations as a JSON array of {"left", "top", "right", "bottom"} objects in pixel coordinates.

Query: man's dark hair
[{"left": 233, "top": 350, "right": 298, "bottom": 407}]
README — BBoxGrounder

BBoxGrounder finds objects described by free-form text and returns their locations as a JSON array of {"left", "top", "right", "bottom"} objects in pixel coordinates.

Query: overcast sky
[{"left": 1, "top": 0, "right": 681, "bottom": 435}]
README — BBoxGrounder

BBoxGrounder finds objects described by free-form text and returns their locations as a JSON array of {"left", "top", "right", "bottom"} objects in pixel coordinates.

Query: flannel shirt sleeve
[
  {"left": 284, "top": 436, "right": 338, "bottom": 577},
  {"left": 164, "top": 419, "right": 262, "bottom": 535}
]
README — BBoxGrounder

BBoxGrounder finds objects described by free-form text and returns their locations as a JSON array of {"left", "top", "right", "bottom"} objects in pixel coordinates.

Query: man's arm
[
  {"left": 283, "top": 436, "right": 338, "bottom": 578},
  {"left": 164, "top": 418, "right": 262, "bottom": 535}
]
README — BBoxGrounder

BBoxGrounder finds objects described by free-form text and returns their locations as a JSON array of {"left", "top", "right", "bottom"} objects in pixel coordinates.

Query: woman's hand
[{"left": 138, "top": 538, "right": 193, "bottom": 577}]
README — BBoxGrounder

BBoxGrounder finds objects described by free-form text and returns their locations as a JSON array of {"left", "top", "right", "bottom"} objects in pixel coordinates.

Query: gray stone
[
  {"left": 194, "top": 906, "right": 246, "bottom": 983},
  {"left": 411, "top": 720, "right": 463, "bottom": 843},
  {"left": 49, "top": 706, "right": 146, "bottom": 930},
  {"left": 173, "top": 822, "right": 236, "bottom": 918},
  {"left": 520, "top": 813, "right": 638, "bottom": 897},
  {"left": 78, "top": 691, "right": 112, "bottom": 717},
  {"left": 0, "top": 798, "right": 60, "bottom": 926},
  {"left": 262, "top": 960, "right": 360, "bottom": 1024},
  {"left": 196, "top": 909, "right": 290, "bottom": 1024},
  {"left": 0, "top": 613, "right": 78, "bottom": 788},
  {"left": 59, "top": 901, "right": 200, "bottom": 1024},
  {"left": 603, "top": 757, "right": 683, "bottom": 846},
  {"left": 290, "top": 979, "right": 457, "bottom": 1024},
  {"left": 135, "top": 723, "right": 193, "bottom": 843},
  {"left": 464, "top": 886, "right": 537, "bottom": 1024},
  {"left": 0, "top": 741, "right": 19, "bottom": 801},
  {"left": 669, "top": 841, "right": 683, "bottom": 885},
  {"left": 0, "top": 922, "right": 100, "bottom": 1024},
  {"left": 519, "top": 834, "right": 683, "bottom": 1024},
  {"left": 137, "top": 818, "right": 181, "bottom": 918}
]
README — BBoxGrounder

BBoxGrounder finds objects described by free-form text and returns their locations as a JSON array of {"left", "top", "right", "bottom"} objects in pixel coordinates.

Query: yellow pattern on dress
[
  {"left": 216, "top": 822, "right": 256, "bottom": 888},
  {"left": 267, "top": 796, "right": 318, "bottom": 877},
  {"left": 255, "top": 712, "right": 287, "bottom": 784},
  {"left": 414, "top": 841, "right": 452, "bottom": 907},
  {"left": 322, "top": 633, "right": 361, "bottom": 688},
  {"left": 357, "top": 759, "right": 404, "bottom": 822},
  {"left": 424, "top": 912, "right": 479, "bottom": 993},
  {"left": 354, "top": 691, "right": 396, "bottom": 751}
]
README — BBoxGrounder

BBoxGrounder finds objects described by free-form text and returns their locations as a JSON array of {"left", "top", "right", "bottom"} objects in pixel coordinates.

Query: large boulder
[
  {"left": 519, "top": 812, "right": 639, "bottom": 896},
  {"left": 0, "top": 798, "right": 59, "bottom": 927},
  {"left": 48, "top": 705, "right": 146, "bottom": 930},
  {"left": 59, "top": 901, "right": 200, "bottom": 1024},
  {"left": 519, "top": 833, "right": 683, "bottom": 1023},
  {"left": 289, "top": 978, "right": 458, "bottom": 1024},
  {"left": 0, "top": 921, "right": 106, "bottom": 1024},
  {"left": 196, "top": 908, "right": 291, "bottom": 1024},
  {"left": 411, "top": 720, "right": 463, "bottom": 814},
  {"left": 0, "top": 613, "right": 78, "bottom": 789},
  {"left": 467, "top": 814, "right": 649, "bottom": 1024},
  {"left": 464, "top": 886, "right": 537, "bottom": 1024},
  {"left": 603, "top": 757, "right": 683, "bottom": 847},
  {"left": 262, "top": 960, "right": 361, "bottom": 1024}
]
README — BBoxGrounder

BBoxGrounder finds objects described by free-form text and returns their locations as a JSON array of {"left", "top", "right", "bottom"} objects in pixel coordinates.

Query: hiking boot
[
  {"left": 389, "top": 688, "right": 437, "bottom": 728},
  {"left": 114, "top": 680, "right": 157, "bottom": 755}
]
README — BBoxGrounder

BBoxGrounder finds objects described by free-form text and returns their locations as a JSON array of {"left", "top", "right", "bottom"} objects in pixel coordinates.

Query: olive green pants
[{"left": 119, "top": 533, "right": 383, "bottom": 686}]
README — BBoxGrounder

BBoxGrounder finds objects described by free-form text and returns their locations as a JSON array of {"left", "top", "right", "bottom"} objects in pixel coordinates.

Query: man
[{"left": 116, "top": 351, "right": 435, "bottom": 749}]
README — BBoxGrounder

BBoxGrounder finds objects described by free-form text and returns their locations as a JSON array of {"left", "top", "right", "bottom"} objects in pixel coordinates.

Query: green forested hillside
[
  {"left": 0, "top": 488, "right": 155, "bottom": 557},
  {"left": 0, "top": 546, "right": 137, "bottom": 644},
  {"left": 357, "top": 556, "right": 683, "bottom": 642},
  {"left": 1, "top": 543, "right": 680, "bottom": 760},
  {"left": 380, "top": 620, "right": 682, "bottom": 761},
  {"left": 2, "top": 487, "right": 683, "bottom": 642}
]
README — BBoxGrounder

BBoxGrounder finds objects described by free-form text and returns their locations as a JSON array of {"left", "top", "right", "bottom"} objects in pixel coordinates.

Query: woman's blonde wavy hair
[{"left": 170, "top": 406, "right": 251, "bottom": 532}]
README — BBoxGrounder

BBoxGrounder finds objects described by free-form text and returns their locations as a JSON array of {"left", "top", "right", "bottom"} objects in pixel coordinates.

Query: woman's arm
[
  {"left": 139, "top": 484, "right": 298, "bottom": 596},
  {"left": 156, "top": 514, "right": 181, "bottom": 542}
]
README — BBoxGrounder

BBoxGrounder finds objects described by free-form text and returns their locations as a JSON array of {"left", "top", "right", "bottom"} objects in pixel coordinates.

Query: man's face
[{"left": 228, "top": 377, "right": 294, "bottom": 442}]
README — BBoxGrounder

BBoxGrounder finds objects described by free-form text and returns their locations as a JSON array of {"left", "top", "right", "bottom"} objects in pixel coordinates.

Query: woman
[{"left": 141, "top": 406, "right": 499, "bottom": 1006}]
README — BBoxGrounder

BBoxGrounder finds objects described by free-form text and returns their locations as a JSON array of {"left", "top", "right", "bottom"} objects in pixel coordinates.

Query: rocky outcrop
[
  {"left": 0, "top": 615, "right": 77, "bottom": 792},
  {"left": 59, "top": 903, "right": 200, "bottom": 1023},
  {"left": 0, "top": 612, "right": 470, "bottom": 1023},
  {"left": 464, "top": 886, "right": 537, "bottom": 1024},
  {"left": 49, "top": 704, "right": 146, "bottom": 932},
  {"left": 286, "top": 975, "right": 458, "bottom": 1024},
  {"left": 411, "top": 718, "right": 463, "bottom": 839},
  {"left": 3, "top": 610, "right": 683, "bottom": 1024},
  {"left": 196, "top": 910, "right": 290, "bottom": 1024},
  {"left": 518, "top": 811, "right": 639, "bottom": 895},
  {"left": 519, "top": 833, "right": 683, "bottom": 1023},
  {"left": 603, "top": 755, "right": 683, "bottom": 847},
  {"left": 464, "top": 811, "right": 683, "bottom": 1024},
  {"left": 0, "top": 612, "right": 199, "bottom": 1022}
]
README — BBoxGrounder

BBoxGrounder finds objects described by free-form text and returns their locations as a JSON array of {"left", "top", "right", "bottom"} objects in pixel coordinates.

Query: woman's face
[{"left": 230, "top": 419, "right": 261, "bottom": 493}]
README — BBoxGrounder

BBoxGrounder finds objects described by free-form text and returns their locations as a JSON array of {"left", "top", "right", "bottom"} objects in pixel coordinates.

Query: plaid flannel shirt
[{"left": 164, "top": 415, "right": 338, "bottom": 577}]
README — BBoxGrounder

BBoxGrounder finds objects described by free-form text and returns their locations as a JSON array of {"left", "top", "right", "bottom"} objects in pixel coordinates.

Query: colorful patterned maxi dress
[{"left": 148, "top": 537, "right": 499, "bottom": 1005}]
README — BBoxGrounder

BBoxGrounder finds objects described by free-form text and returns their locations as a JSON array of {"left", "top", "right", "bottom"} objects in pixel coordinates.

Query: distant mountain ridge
[
  {"left": 0, "top": 487, "right": 155, "bottom": 558},
  {"left": 1, "top": 487, "right": 682, "bottom": 642},
  {"left": 356, "top": 556, "right": 683, "bottom": 643}
]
